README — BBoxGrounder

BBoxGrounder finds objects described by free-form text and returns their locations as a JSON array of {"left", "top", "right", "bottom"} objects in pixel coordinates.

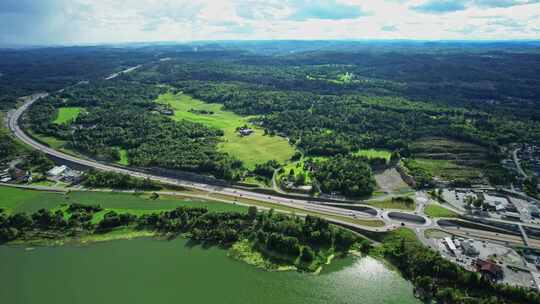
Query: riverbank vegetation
[{"left": 0, "top": 198, "right": 369, "bottom": 272}]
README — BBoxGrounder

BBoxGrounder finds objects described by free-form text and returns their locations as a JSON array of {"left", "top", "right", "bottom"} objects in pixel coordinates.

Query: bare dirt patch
[{"left": 374, "top": 168, "right": 412, "bottom": 194}]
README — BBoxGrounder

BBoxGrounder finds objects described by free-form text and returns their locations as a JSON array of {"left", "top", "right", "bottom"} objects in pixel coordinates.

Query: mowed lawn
[
  {"left": 156, "top": 93, "right": 295, "bottom": 169},
  {"left": 0, "top": 186, "right": 246, "bottom": 215},
  {"left": 0, "top": 186, "right": 65, "bottom": 213},
  {"left": 53, "top": 107, "right": 83, "bottom": 124}
]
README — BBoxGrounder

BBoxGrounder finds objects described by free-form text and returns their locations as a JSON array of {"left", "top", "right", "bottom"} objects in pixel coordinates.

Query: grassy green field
[
  {"left": 0, "top": 186, "right": 246, "bottom": 215},
  {"left": 0, "top": 186, "right": 64, "bottom": 213},
  {"left": 118, "top": 149, "right": 129, "bottom": 165},
  {"left": 354, "top": 149, "right": 392, "bottom": 161},
  {"left": 53, "top": 107, "right": 83, "bottom": 124},
  {"left": 27, "top": 129, "right": 66, "bottom": 150},
  {"left": 424, "top": 204, "right": 459, "bottom": 218},
  {"left": 364, "top": 198, "right": 415, "bottom": 211},
  {"left": 156, "top": 93, "right": 295, "bottom": 169}
]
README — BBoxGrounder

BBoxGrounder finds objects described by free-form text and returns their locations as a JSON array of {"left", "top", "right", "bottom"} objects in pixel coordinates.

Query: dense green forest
[
  {"left": 4, "top": 42, "right": 540, "bottom": 192},
  {"left": 0, "top": 47, "right": 166, "bottom": 110}
]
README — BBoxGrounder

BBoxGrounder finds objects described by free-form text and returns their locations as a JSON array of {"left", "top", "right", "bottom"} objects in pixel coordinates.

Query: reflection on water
[{"left": 0, "top": 238, "right": 420, "bottom": 304}]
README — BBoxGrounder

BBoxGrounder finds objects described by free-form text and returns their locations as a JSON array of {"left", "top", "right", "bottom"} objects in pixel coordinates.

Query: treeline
[
  {"left": 0, "top": 205, "right": 368, "bottom": 271},
  {"left": 0, "top": 133, "right": 20, "bottom": 162},
  {"left": 381, "top": 230, "right": 540, "bottom": 304},
  {"left": 23, "top": 47, "right": 540, "bottom": 186},
  {"left": 174, "top": 80, "right": 540, "bottom": 153},
  {"left": 82, "top": 170, "right": 160, "bottom": 190},
  {"left": 26, "top": 81, "right": 243, "bottom": 180},
  {"left": 0, "top": 47, "right": 155, "bottom": 110},
  {"left": 312, "top": 155, "right": 376, "bottom": 197}
]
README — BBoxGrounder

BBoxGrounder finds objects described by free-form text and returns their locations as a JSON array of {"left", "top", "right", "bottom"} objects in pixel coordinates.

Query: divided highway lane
[{"left": 9, "top": 94, "right": 434, "bottom": 233}]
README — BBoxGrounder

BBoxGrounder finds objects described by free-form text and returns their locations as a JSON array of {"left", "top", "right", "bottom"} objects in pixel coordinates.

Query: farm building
[
  {"left": 475, "top": 259, "right": 503, "bottom": 282},
  {"left": 48, "top": 165, "right": 68, "bottom": 177},
  {"left": 238, "top": 127, "right": 254, "bottom": 136},
  {"left": 444, "top": 237, "right": 457, "bottom": 255}
]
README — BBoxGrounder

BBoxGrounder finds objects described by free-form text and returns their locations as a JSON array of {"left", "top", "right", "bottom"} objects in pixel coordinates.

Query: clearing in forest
[
  {"left": 354, "top": 149, "right": 392, "bottom": 161},
  {"left": 374, "top": 168, "right": 412, "bottom": 194},
  {"left": 407, "top": 137, "right": 488, "bottom": 181},
  {"left": 53, "top": 107, "right": 83, "bottom": 124},
  {"left": 156, "top": 93, "right": 295, "bottom": 169},
  {"left": 118, "top": 149, "right": 129, "bottom": 165}
]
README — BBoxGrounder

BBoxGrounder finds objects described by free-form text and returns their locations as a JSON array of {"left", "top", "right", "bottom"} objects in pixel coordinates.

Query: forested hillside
[{"left": 6, "top": 42, "right": 540, "bottom": 193}]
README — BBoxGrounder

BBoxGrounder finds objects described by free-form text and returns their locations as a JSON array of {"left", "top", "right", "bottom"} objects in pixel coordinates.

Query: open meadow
[
  {"left": 156, "top": 93, "right": 295, "bottom": 169},
  {"left": 0, "top": 186, "right": 245, "bottom": 215},
  {"left": 53, "top": 107, "right": 83, "bottom": 124}
]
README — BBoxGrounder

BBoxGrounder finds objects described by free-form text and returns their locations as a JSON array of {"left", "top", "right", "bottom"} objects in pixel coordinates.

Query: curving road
[{"left": 9, "top": 93, "right": 438, "bottom": 233}]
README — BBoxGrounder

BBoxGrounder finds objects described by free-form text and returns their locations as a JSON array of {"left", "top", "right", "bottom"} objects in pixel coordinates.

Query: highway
[
  {"left": 11, "top": 89, "right": 540, "bottom": 249},
  {"left": 8, "top": 93, "right": 438, "bottom": 234}
]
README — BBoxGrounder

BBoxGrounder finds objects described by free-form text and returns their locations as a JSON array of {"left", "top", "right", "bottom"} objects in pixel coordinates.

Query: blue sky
[{"left": 1, "top": 0, "right": 539, "bottom": 45}]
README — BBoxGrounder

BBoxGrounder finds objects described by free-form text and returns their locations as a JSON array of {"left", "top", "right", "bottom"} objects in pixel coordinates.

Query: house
[
  {"left": 48, "top": 165, "right": 67, "bottom": 177},
  {"left": 238, "top": 127, "right": 254, "bottom": 137},
  {"left": 475, "top": 259, "right": 503, "bottom": 281},
  {"left": 10, "top": 168, "right": 31, "bottom": 183}
]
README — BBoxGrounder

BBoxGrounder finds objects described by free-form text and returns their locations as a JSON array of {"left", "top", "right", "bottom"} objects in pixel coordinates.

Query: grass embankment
[
  {"left": 53, "top": 107, "right": 83, "bottom": 124},
  {"left": 364, "top": 197, "right": 415, "bottom": 211},
  {"left": 0, "top": 186, "right": 247, "bottom": 245},
  {"left": 26, "top": 129, "right": 67, "bottom": 150},
  {"left": 156, "top": 92, "right": 295, "bottom": 169},
  {"left": 424, "top": 204, "right": 459, "bottom": 218},
  {"left": 0, "top": 185, "right": 245, "bottom": 215}
]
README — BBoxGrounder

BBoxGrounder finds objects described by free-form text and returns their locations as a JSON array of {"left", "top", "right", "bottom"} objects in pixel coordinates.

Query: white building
[
  {"left": 484, "top": 194, "right": 509, "bottom": 211},
  {"left": 47, "top": 165, "right": 67, "bottom": 177},
  {"left": 444, "top": 237, "right": 457, "bottom": 255}
]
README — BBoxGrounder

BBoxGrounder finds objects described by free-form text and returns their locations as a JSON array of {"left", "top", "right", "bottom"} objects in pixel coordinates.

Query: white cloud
[{"left": 0, "top": 0, "right": 538, "bottom": 45}]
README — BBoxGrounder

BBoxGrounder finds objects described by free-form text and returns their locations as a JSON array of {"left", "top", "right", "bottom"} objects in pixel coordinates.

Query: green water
[{"left": 0, "top": 238, "right": 420, "bottom": 304}]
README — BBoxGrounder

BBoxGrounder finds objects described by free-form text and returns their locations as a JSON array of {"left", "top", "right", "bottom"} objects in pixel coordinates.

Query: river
[{"left": 0, "top": 238, "right": 420, "bottom": 304}]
